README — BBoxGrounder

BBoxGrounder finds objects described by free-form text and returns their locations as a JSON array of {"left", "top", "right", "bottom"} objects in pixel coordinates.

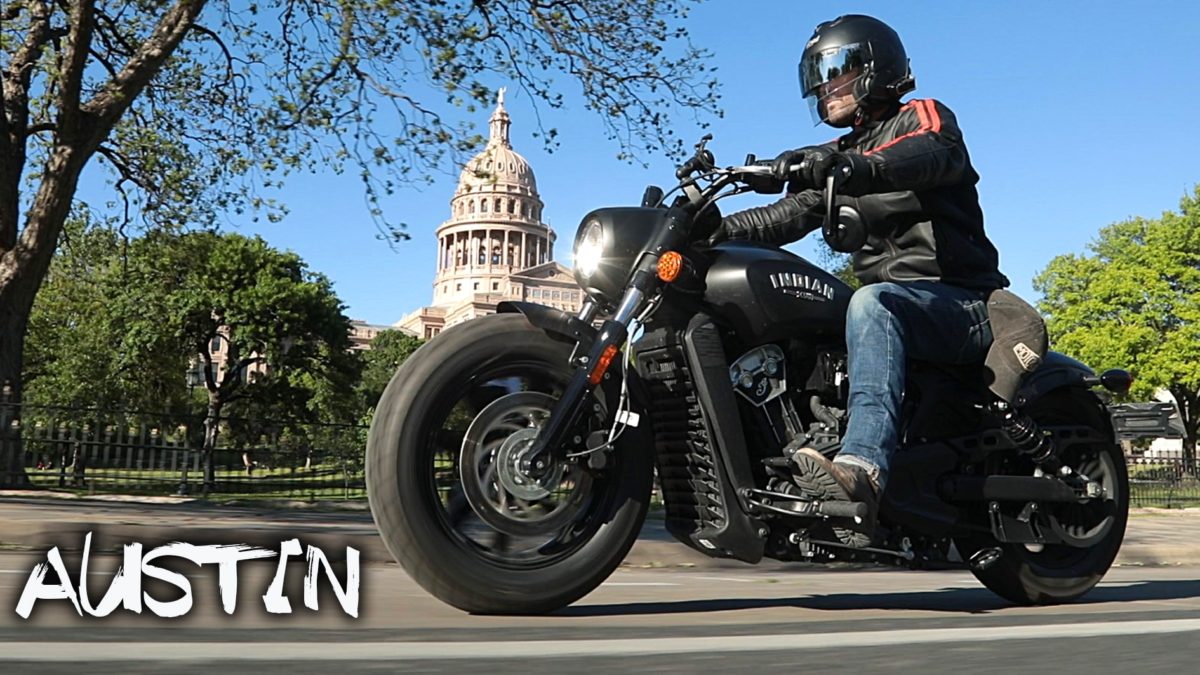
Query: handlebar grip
[{"left": 816, "top": 501, "right": 868, "bottom": 520}]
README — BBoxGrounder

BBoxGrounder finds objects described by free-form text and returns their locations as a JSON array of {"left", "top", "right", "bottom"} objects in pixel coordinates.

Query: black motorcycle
[{"left": 366, "top": 137, "right": 1132, "bottom": 614}]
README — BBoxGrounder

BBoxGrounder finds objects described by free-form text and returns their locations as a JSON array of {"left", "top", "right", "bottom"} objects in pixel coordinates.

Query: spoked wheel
[
  {"left": 367, "top": 314, "right": 653, "bottom": 614},
  {"left": 958, "top": 387, "right": 1128, "bottom": 605}
]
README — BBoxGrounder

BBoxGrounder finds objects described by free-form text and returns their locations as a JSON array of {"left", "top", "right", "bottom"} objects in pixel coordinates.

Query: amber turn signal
[
  {"left": 657, "top": 251, "right": 683, "bottom": 283},
  {"left": 588, "top": 344, "right": 621, "bottom": 385}
]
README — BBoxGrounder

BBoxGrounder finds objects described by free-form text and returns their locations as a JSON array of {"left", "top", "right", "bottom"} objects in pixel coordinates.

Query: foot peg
[{"left": 815, "top": 500, "right": 869, "bottom": 521}]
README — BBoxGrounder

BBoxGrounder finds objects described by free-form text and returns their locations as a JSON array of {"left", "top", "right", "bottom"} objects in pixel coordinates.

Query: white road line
[
  {"left": 604, "top": 582, "right": 677, "bottom": 586},
  {"left": 3, "top": 619, "right": 1200, "bottom": 661},
  {"left": 689, "top": 576, "right": 757, "bottom": 583}
]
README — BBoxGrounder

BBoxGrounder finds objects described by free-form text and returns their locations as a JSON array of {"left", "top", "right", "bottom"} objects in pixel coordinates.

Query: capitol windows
[
  {"left": 508, "top": 199, "right": 515, "bottom": 214},
  {"left": 469, "top": 201, "right": 475, "bottom": 213},
  {"left": 495, "top": 198, "right": 502, "bottom": 212},
  {"left": 481, "top": 199, "right": 488, "bottom": 213},
  {"left": 492, "top": 281, "right": 499, "bottom": 291}
]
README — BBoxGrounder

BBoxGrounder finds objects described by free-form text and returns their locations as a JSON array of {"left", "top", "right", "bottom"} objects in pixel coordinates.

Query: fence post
[{"left": 176, "top": 423, "right": 192, "bottom": 496}]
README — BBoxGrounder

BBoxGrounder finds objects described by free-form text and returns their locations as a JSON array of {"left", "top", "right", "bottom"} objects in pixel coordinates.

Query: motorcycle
[{"left": 366, "top": 136, "right": 1133, "bottom": 614}]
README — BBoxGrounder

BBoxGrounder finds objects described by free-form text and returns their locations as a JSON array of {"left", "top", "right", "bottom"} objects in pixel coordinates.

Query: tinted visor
[{"left": 799, "top": 42, "right": 870, "bottom": 97}]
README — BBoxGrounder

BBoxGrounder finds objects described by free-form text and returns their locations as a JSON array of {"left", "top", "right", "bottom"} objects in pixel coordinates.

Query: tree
[
  {"left": 117, "top": 231, "right": 354, "bottom": 491},
  {"left": 0, "top": 0, "right": 720, "bottom": 483},
  {"left": 1035, "top": 188, "right": 1200, "bottom": 468},
  {"left": 358, "top": 329, "right": 424, "bottom": 411}
]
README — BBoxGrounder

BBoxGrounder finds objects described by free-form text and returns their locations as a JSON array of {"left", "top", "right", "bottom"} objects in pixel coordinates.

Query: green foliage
[
  {"left": 358, "top": 330, "right": 424, "bottom": 409},
  {"left": 1035, "top": 187, "right": 1200, "bottom": 461},
  {"left": 24, "top": 222, "right": 358, "bottom": 427},
  {"left": 23, "top": 214, "right": 196, "bottom": 417},
  {"left": 817, "top": 248, "right": 862, "bottom": 290}
]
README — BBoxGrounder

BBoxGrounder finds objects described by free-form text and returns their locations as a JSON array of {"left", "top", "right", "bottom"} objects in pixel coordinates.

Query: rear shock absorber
[{"left": 991, "top": 400, "right": 1055, "bottom": 464}]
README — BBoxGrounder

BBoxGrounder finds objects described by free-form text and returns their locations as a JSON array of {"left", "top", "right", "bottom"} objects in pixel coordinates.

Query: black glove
[
  {"left": 770, "top": 146, "right": 830, "bottom": 183},
  {"left": 799, "top": 150, "right": 874, "bottom": 194},
  {"left": 744, "top": 160, "right": 786, "bottom": 195}
]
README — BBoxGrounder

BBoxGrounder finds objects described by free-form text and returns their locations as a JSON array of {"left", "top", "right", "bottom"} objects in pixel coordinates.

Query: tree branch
[
  {"left": 82, "top": 0, "right": 209, "bottom": 152},
  {"left": 2, "top": 1, "right": 57, "bottom": 252},
  {"left": 58, "top": 0, "right": 96, "bottom": 137},
  {"left": 2, "top": 1, "right": 24, "bottom": 22}
]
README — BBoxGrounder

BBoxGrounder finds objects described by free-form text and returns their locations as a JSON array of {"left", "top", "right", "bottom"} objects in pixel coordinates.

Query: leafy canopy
[
  {"left": 2, "top": 0, "right": 721, "bottom": 241},
  {"left": 24, "top": 222, "right": 359, "bottom": 424},
  {"left": 1035, "top": 187, "right": 1200, "bottom": 451}
]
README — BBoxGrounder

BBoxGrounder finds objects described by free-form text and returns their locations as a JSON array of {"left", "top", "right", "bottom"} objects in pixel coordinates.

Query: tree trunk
[
  {"left": 1171, "top": 387, "right": 1199, "bottom": 476},
  {"left": 0, "top": 300, "right": 32, "bottom": 487},
  {"left": 202, "top": 398, "right": 222, "bottom": 495}
]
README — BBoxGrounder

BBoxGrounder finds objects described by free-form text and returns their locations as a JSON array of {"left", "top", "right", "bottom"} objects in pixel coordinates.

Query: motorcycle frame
[{"left": 499, "top": 298, "right": 1112, "bottom": 564}]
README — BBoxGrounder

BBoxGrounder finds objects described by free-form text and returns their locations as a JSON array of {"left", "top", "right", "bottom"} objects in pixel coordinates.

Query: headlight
[{"left": 574, "top": 220, "right": 604, "bottom": 280}]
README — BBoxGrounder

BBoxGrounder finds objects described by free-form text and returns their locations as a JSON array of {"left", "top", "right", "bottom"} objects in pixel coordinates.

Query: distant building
[
  {"left": 1144, "top": 389, "right": 1186, "bottom": 459},
  {"left": 395, "top": 89, "right": 582, "bottom": 339},
  {"left": 348, "top": 320, "right": 398, "bottom": 351}
]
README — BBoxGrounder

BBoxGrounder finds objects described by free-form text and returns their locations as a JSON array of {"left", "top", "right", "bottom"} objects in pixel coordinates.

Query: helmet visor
[
  {"left": 799, "top": 42, "right": 870, "bottom": 97},
  {"left": 799, "top": 43, "right": 870, "bottom": 126}
]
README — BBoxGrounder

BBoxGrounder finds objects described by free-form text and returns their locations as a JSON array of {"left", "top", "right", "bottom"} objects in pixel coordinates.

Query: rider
[{"left": 712, "top": 14, "right": 1010, "bottom": 547}]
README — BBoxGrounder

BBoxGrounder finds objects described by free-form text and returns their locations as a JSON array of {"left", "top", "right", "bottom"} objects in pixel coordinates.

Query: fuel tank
[{"left": 702, "top": 241, "right": 853, "bottom": 345}]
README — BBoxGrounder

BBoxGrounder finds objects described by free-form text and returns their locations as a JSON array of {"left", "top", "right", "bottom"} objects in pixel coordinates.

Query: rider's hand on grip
[{"left": 745, "top": 160, "right": 786, "bottom": 194}]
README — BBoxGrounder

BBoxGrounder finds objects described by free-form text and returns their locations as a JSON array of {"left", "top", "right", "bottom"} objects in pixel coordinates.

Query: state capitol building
[{"left": 391, "top": 90, "right": 583, "bottom": 339}]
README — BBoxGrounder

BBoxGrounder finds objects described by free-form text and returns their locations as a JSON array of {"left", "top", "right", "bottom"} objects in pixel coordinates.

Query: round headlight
[{"left": 574, "top": 220, "right": 604, "bottom": 280}]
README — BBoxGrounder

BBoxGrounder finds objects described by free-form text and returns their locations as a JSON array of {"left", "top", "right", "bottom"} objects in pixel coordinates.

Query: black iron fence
[
  {"left": 0, "top": 394, "right": 1194, "bottom": 506},
  {"left": 0, "top": 397, "right": 367, "bottom": 500},
  {"left": 1127, "top": 455, "right": 1200, "bottom": 508}
]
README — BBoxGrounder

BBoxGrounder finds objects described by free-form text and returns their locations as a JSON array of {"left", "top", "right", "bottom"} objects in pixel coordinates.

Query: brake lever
[{"left": 821, "top": 161, "right": 850, "bottom": 245}]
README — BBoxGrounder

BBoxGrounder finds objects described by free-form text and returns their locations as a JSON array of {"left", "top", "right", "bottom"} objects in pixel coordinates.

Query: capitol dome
[
  {"left": 431, "top": 88, "right": 558, "bottom": 309},
  {"left": 455, "top": 88, "right": 538, "bottom": 194}
]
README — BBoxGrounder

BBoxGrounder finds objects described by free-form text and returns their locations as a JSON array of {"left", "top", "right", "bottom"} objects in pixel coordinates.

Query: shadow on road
[{"left": 556, "top": 580, "right": 1200, "bottom": 617}]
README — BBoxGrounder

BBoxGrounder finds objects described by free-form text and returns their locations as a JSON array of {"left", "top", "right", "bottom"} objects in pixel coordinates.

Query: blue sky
[{"left": 84, "top": 1, "right": 1200, "bottom": 326}]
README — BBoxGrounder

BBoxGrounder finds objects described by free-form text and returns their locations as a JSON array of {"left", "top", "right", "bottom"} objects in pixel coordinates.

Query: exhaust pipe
[{"left": 940, "top": 476, "right": 1078, "bottom": 503}]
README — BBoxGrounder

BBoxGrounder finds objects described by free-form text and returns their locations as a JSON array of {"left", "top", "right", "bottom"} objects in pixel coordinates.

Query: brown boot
[{"left": 791, "top": 447, "right": 880, "bottom": 548}]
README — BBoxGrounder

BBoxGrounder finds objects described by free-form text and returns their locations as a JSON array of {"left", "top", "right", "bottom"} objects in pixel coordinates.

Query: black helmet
[{"left": 799, "top": 14, "right": 915, "bottom": 126}]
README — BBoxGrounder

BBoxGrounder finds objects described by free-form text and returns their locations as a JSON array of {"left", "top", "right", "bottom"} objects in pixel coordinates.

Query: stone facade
[{"left": 396, "top": 89, "right": 582, "bottom": 339}]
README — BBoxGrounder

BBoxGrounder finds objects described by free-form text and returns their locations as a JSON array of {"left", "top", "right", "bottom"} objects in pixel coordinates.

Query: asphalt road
[{"left": 0, "top": 550, "right": 1197, "bottom": 673}]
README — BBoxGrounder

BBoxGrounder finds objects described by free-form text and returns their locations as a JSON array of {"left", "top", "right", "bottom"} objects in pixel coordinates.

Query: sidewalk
[{"left": 0, "top": 490, "right": 1197, "bottom": 569}]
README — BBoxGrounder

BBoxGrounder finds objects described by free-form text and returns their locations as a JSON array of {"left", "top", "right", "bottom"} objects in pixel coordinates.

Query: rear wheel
[
  {"left": 957, "top": 387, "right": 1128, "bottom": 605},
  {"left": 366, "top": 314, "right": 654, "bottom": 614}
]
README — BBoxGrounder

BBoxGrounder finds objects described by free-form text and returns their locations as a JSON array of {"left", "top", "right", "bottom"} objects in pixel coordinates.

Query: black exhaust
[{"left": 940, "top": 475, "right": 1079, "bottom": 503}]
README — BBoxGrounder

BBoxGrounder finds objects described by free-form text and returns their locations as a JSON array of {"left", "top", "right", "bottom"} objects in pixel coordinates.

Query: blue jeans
[{"left": 836, "top": 281, "right": 993, "bottom": 489}]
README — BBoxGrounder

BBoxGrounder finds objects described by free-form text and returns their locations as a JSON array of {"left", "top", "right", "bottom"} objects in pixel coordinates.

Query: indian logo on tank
[{"left": 769, "top": 272, "right": 835, "bottom": 302}]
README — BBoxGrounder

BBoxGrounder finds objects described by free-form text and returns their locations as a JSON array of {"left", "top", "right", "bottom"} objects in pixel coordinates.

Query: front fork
[{"left": 524, "top": 274, "right": 652, "bottom": 473}]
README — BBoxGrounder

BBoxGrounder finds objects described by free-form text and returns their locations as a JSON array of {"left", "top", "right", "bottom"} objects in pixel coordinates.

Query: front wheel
[
  {"left": 957, "top": 387, "right": 1129, "bottom": 605},
  {"left": 366, "top": 314, "right": 653, "bottom": 614}
]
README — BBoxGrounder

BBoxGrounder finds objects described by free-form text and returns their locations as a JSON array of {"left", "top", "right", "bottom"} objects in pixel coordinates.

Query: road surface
[{"left": 0, "top": 550, "right": 1197, "bottom": 672}]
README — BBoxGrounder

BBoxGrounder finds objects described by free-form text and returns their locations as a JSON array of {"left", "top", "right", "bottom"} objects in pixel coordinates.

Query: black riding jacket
[{"left": 723, "top": 98, "right": 1009, "bottom": 290}]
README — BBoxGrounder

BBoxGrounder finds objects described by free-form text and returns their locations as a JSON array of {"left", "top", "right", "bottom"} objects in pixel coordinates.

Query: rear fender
[{"left": 1015, "top": 351, "right": 1095, "bottom": 406}]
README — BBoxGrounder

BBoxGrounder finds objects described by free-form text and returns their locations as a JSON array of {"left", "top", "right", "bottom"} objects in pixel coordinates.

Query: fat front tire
[
  {"left": 959, "top": 387, "right": 1129, "bottom": 605},
  {"left": 366, "top": 313, "right": 653, "bottom": 614}
]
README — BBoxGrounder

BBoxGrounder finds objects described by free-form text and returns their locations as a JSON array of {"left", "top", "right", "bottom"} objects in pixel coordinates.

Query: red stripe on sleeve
[
  {"left": 921, "top": 99, "right": 942, "bottom": 134},
  {"left": 863, "top": 99, "right": 940, "bottom": 156}
]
